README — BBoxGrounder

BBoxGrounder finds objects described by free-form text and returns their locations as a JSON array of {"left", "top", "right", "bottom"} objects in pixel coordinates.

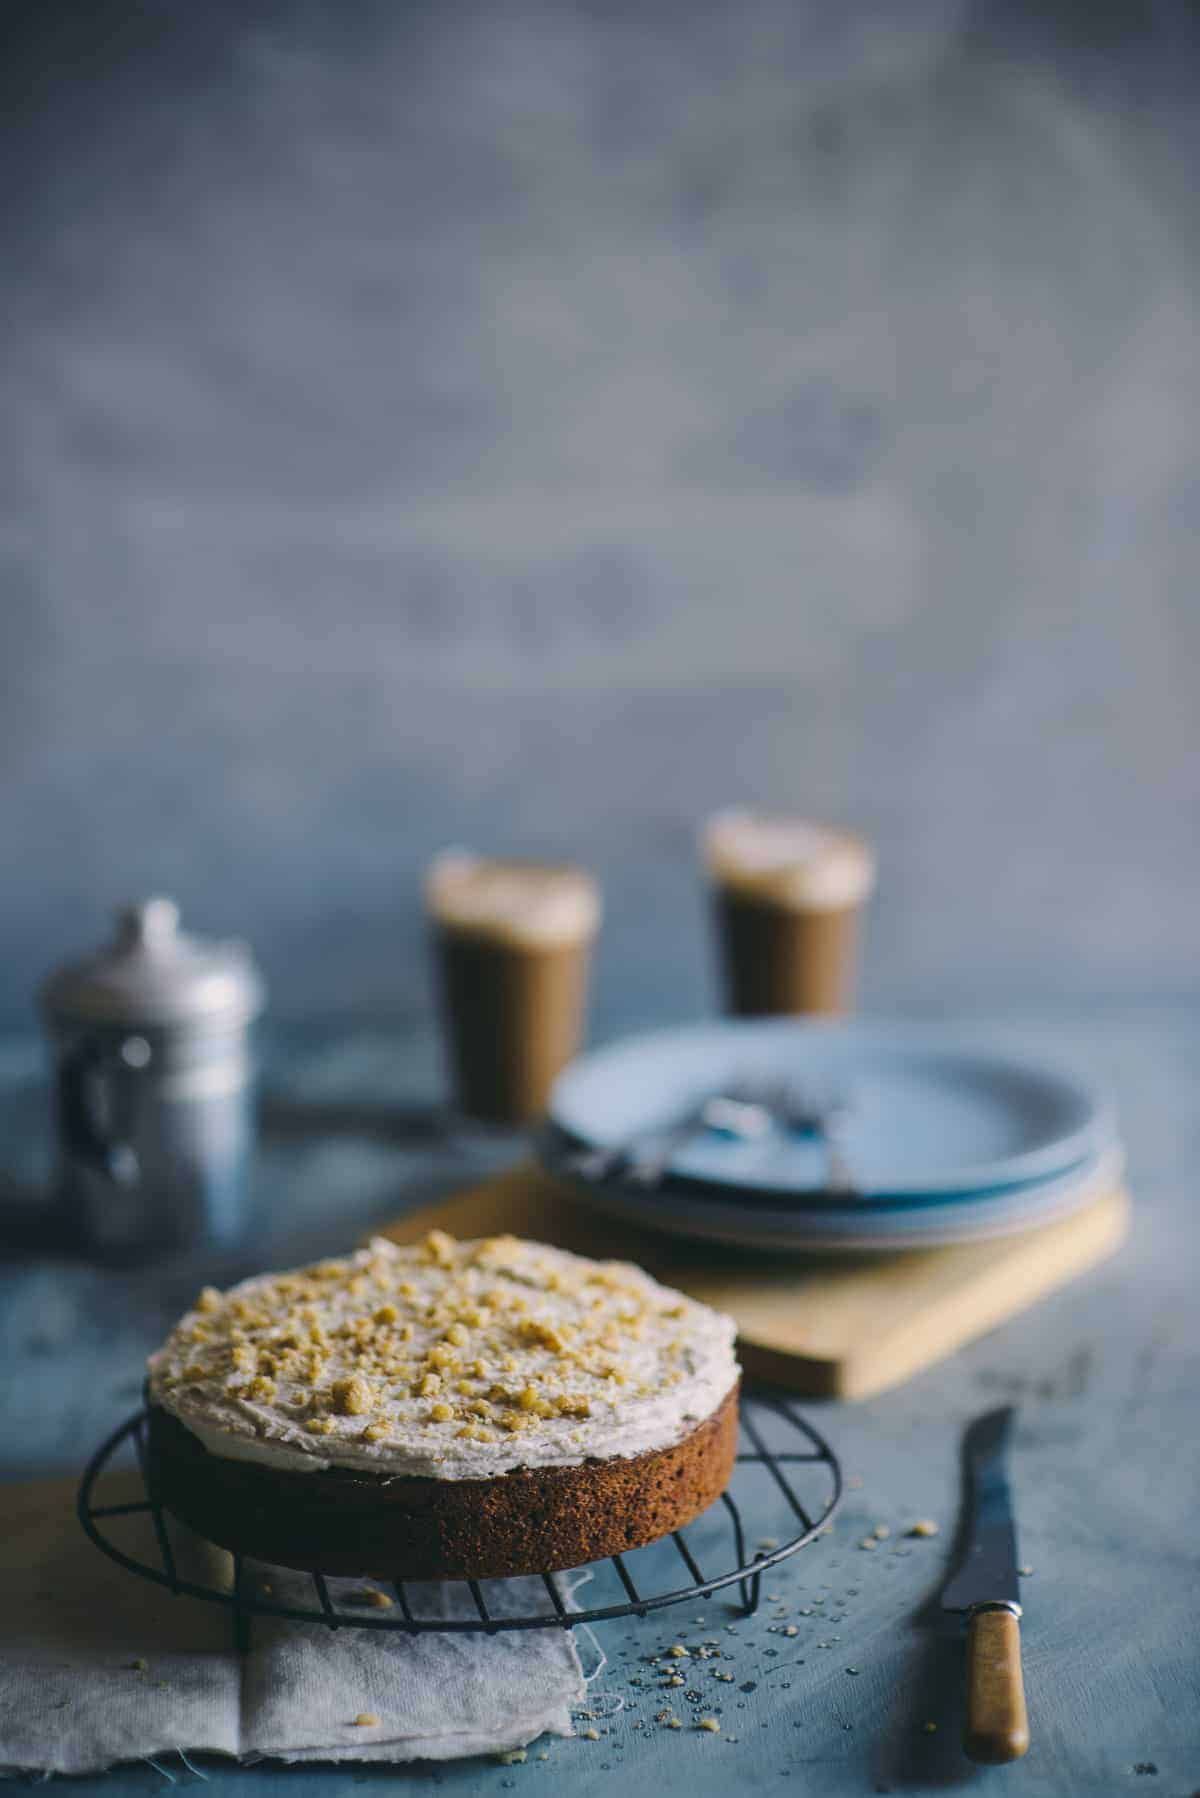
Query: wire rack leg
[
  {"left": 232, "top": 1554, "right": 251, "bottom": 1655},
  {"left": 721, "top": 1492, "right": 762, "bottom": 1615}
]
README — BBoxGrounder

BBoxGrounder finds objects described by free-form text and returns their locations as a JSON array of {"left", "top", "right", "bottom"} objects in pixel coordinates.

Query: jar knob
[{"left": 116, "top": 897, "right": 181, "bottom": 952}]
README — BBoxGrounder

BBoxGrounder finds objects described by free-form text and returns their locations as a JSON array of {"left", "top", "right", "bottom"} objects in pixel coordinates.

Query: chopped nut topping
[
  {"left": 150, "top": 1230, "right": 737, "bottom": 1476},
  {"left": 331, "top": 1374, "right": 374, "bottom": 1416},
  {"left": 423, "top": 1229, "right": 456, "bottom": 1265}
]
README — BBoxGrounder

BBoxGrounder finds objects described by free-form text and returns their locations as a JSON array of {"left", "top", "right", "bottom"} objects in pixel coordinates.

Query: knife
[{"left": 941, "top": 1405, "right": 1030, "bottom": 1764}]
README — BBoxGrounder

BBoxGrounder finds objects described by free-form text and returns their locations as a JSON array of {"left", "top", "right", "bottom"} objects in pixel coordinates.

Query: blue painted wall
[{"left": 3, "top": 1, "right": 1198, "bottom": 1029}]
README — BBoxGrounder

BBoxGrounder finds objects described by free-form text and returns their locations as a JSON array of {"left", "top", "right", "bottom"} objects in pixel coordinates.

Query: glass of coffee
[
  {"left": 426, "top": 853, "right": 601, "bottom": 1125},
  {"left": 702, "top": 811, "right": 876, "bottom": 1017}
]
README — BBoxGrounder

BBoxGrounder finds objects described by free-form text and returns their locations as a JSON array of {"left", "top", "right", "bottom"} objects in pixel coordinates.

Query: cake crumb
[
  {"left": 666, "top": 1674, "right": 685, "bottom": 1687},
  {"left": 536, "top": 1750, "right": 550, "bottom": 1760},
  {"left": 756, "top": 1537, "right": 779, "bottom": 1550},
  {"left": 353, "top": 1713, "right": 380, "bottom": 1727},
  {"left": 908, "top": 1519, "right": 940, "bottom": 1538},
  {"left": 666, "top": 1718, "right": 682, "bottom": 1730},
  {"left": 871, "top": 1524, "right": 890, "bottom": 1540},
  {"left": 783, "top": 1625, "right": 799, "bottom": 1637},
  {"left": 497, "top": 1749, "right": 527, "bottom": 1764},
  {"left": 580, "top": 1727, "right": 600, "bottom": 1741},
  {"left": 668, "top": 1643, "right": 690, "bottom": 1657},
  {"left": 697, "top": 1717, "right": 721, "bottom": 1732}
]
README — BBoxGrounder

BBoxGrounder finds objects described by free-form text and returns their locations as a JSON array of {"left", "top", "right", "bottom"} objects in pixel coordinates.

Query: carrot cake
[{"left": 146, "top": 1231, "right": 740, "bottom": 1578}]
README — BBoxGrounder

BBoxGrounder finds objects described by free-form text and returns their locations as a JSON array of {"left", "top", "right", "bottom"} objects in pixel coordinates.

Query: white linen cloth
[{"left": 0, "top": 1472, "right": 584, "bottom": 1774}]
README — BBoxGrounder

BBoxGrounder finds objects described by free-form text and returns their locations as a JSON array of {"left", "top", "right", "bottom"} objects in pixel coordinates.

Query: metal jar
[{"left": 38, "top": 898, "right": 265, "bottom": 1261}]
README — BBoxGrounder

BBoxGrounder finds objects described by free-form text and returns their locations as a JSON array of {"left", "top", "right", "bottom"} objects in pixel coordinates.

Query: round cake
[{"left": 146, "top": 1230, "right": 740, "bottom": 1578}]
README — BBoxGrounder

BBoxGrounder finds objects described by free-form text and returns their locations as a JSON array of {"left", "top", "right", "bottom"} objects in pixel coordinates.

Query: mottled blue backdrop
[{"left": 3, "top": 0, "right": 1198, "bottom": 1031}]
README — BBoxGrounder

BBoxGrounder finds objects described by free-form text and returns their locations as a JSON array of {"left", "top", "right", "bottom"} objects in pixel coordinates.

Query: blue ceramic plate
[
  {"left": 557, "top": 1143, "right": 1124, "bottom": 1254},
  {"left": 546, "top": 1020, "right": 1113, "bottom": 1201}
]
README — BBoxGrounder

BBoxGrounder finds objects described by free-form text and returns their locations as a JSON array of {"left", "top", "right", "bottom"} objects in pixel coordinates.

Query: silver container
[{"left": 38, "top": 898, "right": 265, "bottom": 1260}]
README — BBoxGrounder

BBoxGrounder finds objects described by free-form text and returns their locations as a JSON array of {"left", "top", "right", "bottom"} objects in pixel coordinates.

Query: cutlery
[
  {"left": 558, "top": 1081, "right": 774, "bottom": 1186},
  {"left": 941, "top": 1405, "right": 1030, "bottom": 1764},
  {"left": 768, "top": 1080, "right": 859, "bottom": 1195},
  {"left": 557, "top": 1078, "right": 852, "bottom": 1190}
]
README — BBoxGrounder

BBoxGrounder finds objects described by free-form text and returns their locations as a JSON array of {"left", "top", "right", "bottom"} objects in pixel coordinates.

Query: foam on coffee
[
  {"left": 426, "top": 853, "right": 601, "bottom": 947},
  {"left": 703, "top": 811, "right": 876, "bottom": 910}
]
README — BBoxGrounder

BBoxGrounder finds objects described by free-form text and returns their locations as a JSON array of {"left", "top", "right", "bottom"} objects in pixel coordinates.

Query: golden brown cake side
[{"left": 147, "top": 1382, "right": 740, "bottom": 1579}]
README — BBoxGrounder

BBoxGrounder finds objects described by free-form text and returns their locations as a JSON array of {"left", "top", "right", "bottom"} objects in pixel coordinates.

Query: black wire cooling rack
[{"left": 78, "top": 1395, "right": 841, "bottom": 1651}]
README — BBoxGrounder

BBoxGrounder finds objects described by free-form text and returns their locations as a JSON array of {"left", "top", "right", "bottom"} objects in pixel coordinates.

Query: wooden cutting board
[{"left": 374, "top": 1164, "right": 1129, "bottom": 1400}]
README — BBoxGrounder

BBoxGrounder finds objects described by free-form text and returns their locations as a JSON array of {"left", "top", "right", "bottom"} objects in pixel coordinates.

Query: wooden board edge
[{"left": 825, "top": 1188, "right": 1131, "bottom": 1400}]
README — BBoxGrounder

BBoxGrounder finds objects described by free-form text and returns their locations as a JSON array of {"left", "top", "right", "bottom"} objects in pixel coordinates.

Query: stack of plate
[{"left": 540, "top": 1020, "right": 1120, "bottom": 1253}]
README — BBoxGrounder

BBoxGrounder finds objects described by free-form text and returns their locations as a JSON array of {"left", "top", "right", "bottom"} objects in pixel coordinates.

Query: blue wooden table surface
[{"left": 1, "top": 1004, "right": 1197, "bottom": 1795}]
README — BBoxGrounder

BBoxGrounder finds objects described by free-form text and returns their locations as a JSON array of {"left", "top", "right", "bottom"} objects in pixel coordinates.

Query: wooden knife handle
[{"left": 964, "top": 1606, "right": 1030, "bottom": 1764}]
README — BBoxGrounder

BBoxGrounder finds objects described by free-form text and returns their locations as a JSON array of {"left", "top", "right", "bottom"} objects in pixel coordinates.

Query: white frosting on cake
[
  {"left": 147, "top": 1233, "right": 738, "bottom": 1480},
  {"left": 703, "top": 810, "right": 876, "bottom": 909},
  {"left": 425, "top": 853, "right": 601, "bottom": 946}
]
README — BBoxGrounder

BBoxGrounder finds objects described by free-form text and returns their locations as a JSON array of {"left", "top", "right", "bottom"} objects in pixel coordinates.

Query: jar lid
[{"left": 38, "top": 898, "right": 265, "bottom": 1028}]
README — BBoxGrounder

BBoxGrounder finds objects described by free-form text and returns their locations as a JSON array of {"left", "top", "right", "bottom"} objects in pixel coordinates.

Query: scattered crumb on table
[{"left": 353, "top": 1713, "right": 380, "bottom": 1727}]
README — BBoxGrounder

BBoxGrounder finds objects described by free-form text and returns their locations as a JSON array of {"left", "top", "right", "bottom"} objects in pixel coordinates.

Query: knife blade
[{"left": 941, "top": 1406, "right": 1030, "bottom": 1764}]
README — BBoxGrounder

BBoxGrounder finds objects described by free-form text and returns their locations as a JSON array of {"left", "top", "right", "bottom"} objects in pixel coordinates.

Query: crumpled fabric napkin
[{"left": 0, "top": 1472, "right": 584, "bottom": 1774}]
